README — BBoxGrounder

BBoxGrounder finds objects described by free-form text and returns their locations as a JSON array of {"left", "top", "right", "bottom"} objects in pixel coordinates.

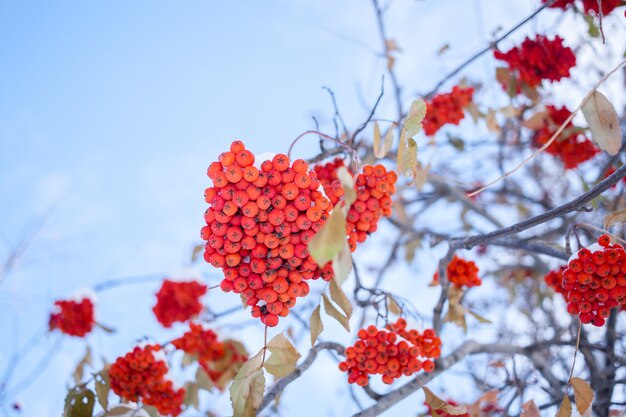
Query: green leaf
[
  {"left": 63, "top": 388, "right": 95, "bottom": 417},
  {"left": 403, "top": 99, "right": 427, "bottom": 139},
  {"left": 322, "top": 292, "right": 350, "bottom": 332},
  {"left": 94, "top": 370, "right": 110, "bottom": 411},
  {"left": 582, "top": 90, "right": 622, "bottom": 155},
  {"left": 264, "top": 333, "right": 301, "bottom": 378},
  {"left": 309, "top": 304, "right": 324, "bottom": 347},
  {"left": 308, "top": 207, "right": 347, "bottom": 266},
  {"left": 329, "top": 276, "right": 352, "bottom": 319},
  {"left": 184, "top": 381, "right": 200, "bottom": 410},
  {"left": 571, "top": 377, "right": 594, "bottom": 417},
  {"left": 230, "top": 368, "right": 265, "bottom": 417}
]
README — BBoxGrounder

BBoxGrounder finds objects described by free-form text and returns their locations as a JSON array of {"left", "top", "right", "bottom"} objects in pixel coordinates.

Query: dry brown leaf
[
  {"left": 582, "top": 90, "right": 622, "bottom": 155},
  {"left": 571, "top": 377, "right": 594, "bottom": 417},
  {"left": 309, "top": 304, "right": 324, "bottom": 347}
]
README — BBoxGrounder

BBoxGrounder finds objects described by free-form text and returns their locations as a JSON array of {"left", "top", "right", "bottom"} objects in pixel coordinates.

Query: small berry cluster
[
  {"left": 315, "top": 161, "right": 397, "bottom": 252},
  {"left": 544, "top": 266, "right": 567, "bottom": 297},
  {"left": 532, "top": 105, "right": 598, "bottom": 169},
  {"left": 561, "top": 235, "right": 626, "bottom": 326},
  {"left": 49, "top": 297, "right": 95, "bottom": 337},
  {"left": 172, "top": 322, "right": 224, "bottom": 374},
  {"left": 203, "top": 141, "right": 334, "bottom": 326},
  {"left": 153, "top": 279, "right": 207, "bottom": 328},
  {"left": 109, "top": 345, "right": 185, "bottom": 417},
  {"left": 423, "top": 86, "right": 474, "bottom": 136},
  {"left": 543, "top": 0, "right": 621, "bottom": 15},
  {"left": 494, "top": 35, "right": 576, "bottom": 90},
  {"left": 432, "top": 256, "right": 481, "bottom": 288},
  {"left": 314, "top": 157, "right": 349, "bottom": 206},
  {"left": 338, "top": 319, "right": 441, "bottom": 386}
]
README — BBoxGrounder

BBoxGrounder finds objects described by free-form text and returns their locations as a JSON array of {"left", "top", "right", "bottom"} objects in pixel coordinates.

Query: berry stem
[{"left": 288, "top": 130, "right": 362, "bottom": 174}]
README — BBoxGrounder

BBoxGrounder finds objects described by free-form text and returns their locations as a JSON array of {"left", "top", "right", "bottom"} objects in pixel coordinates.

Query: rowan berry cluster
[
  {"left": 532, "top": 105, "right": 598, "bottom": 169},
  {"left": 313, "top": 157, "right": 349, "bottom": 206},
  {"left": 561, "top": 235, "right": 626, "bottom": 326},
  {"left": 544, "top": 266, "right": 567, "bottom": 297},
  {"left": 338, "top": 319, "right": 441, "bottom": 386},
  {"left": 172, "top": 322, "right": 224, "bottom": 373},
  {"left": 494, "top": 35, "right": 576, "bottom": 89},
  {"left": 542, "top": 0, "right": 621, "bottom": 15},
  {"left": 315, "top": 160, "right": 397, "bottom": 252},
  {"left": 432, "top": 255, "right": 481, "bottom": 288},
  {"left": 423, "top": 86, "right": 474, "bottom": 136},
  {"left": 153, "top": 279, "right": 207, "bottom": 328},
  {"left": 109, "top": 344, "right": 185, "bottom": 417},
  {"left": 48, "top": 297, "right": 95, "bottom": 337},
  {"left": 202, "top": 141, "right": 334, "bottom": 327}
]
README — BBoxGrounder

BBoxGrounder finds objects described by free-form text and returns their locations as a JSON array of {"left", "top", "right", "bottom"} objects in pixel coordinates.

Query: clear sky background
[{"left": 1, "top": 1, "right": 624, "bottom": 416}]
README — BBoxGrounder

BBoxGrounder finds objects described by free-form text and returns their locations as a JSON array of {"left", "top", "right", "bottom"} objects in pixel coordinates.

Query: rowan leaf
[
  {"left": 190, "top": 243, "right": 204, "bottom": 263},
  {"left": 103, "top": 405, "right": 150, "bottom": 417},
  {"left": 230, "top": 350, "right": 266, "bottom": 417},
  {"left": 94, "top": 370, "right": 110, "bottom": 411},
  {"left": 264, "top": 333, "right": 301, "bottom": 378},
  {"left": 571, "top": 377, "right": 594, "bottom": 417},
  {"left": 373, "top": 122, "right": 381, "bottom": 157},
  {"left": 444, "top": 286, "right": 467, "bottom": 332},
  {"left": 556, "top": 396, "right": 573, "bottom": 417},
  {"left": 336, "top": 166, "right": 356, "bottom": 208},
  {"left": 196, "top": 367, "right": 214, "bottom": 391},
  {"left": 387, "top": 295, "right": 402, "bottom": 315},
  {"left": 332, "top": 241, "right": 352, "bottom": 286},
  {"left": 329, "top": 276, "right": 352, "bottom": 319},
  {"left": 522, "top": 111, "right": 548, "bottom": 130},
  {"left": 73, "top": 346, "right": 92, "bottom": 385},
  {"left": 404, "top": 99, "right": 427, "bottom": 140},
  {"left": 407, "top": 138, "right": 418, "bottom": 179},
  {"left": 308, "top": 207, "right": 346, "bottom": 266},
  {"left": 375, "top": 127, "right": 394, "bottom": 159},
  {"left": 604, "top": 208, "right": 626, "bottom": 229},
  {"left": 414, "top": 162, "right": 430, "bottom": 191},
  {"left": 322, "top": 292, "right": 350, "bottom": 332},
  {"left": 486, "top": 109, "right": 501, "bottom": 133},
  {"left": 309, "top": 303, "right": 324, "bottom": 346},
  {"left": 467, "top": 309, "right": 492, "bottom": 324},
  {"left": 63, "top": 389, "right": 95, "bottom": 417},
  {"left": 520, "top": 400, "right": 541, "bottom": 417},
  {"left": 423, "top": 386, "right": 468, "bottom": 416},
  {"left": 184, "top": 382, "right": 200, "bottom": 410},
  {"left": 582, "top": 90, "right": 622, "bottom": 155},
  {"left": 397, "top": 129, "right": 408, "bottom": 174}
]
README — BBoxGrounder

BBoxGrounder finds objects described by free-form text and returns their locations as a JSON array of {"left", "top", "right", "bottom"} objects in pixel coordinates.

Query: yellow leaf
[
  {"left": 264, "top": 333, "right": 301, "bottom": 378},
  {"left": 309, "top": 304, "right": 324, "bottom": 346},
  {"left": 332, "top": 241, "right": 353, "bottom": 286},
  {"left": 397, "top": 129, "right": 407, "bottom": 174},
  {"left": 556, "top": 396, "right": 573, "bottom": 417},
  {"left": 308, "top": 207, "right": 346, "bottom": 266},
  {"left": 322, "top": 292, "right": 350, "bottom": 332},
  {"left": 336, "top": 166, "right": 356, "bottom": 208},
  {"left": 522, "top": 111, "right": 549, "bottom": 130},
  {"left": 230, "top": 369, "right": 265, "bottom": 417},
  {"left": 387, "top": 295, "right": 402, "bottom": 315},
  {"left": 407, "top": 138, "right": 418, "bottom": 178},
  {"left": 329, "top": 276, "right": 352, "bottom": 319},
  {"left": 423, "top": 386, "right": 468, "bottom": 417},
  {"left": 467, "top": 309, "right": 492, "bottom": 324},
  {"left": 375, "top": 125, "right": 394, "bottom": 159},
  {"left": 444, "top": 286, "right": 467, "bottom": 332},
  {"left": 373, "top": 122, "right": 381, "bottom": 157},
  {"left": 404, "top": 99, "right": 427, "bottom": 140},
  {"left": 486, "top": 109, "right": 501, "bottom": 133},
  {"left": 604, "top": 209, "right": 626, "bottom": 229},
  {"left": 571, "top": 377, "right": 594, "bottom": 417},
  {"left": 520, "top": 400, "right": 541, "bottom": 417},
  {"left": 582, "top": 90, "right": 622, "bottom": 155}
]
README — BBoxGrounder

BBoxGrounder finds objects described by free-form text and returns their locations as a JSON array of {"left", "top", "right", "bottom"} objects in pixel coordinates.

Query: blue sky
[{"left": 1, "top": 1, "right": 624, "bottom": 416}]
